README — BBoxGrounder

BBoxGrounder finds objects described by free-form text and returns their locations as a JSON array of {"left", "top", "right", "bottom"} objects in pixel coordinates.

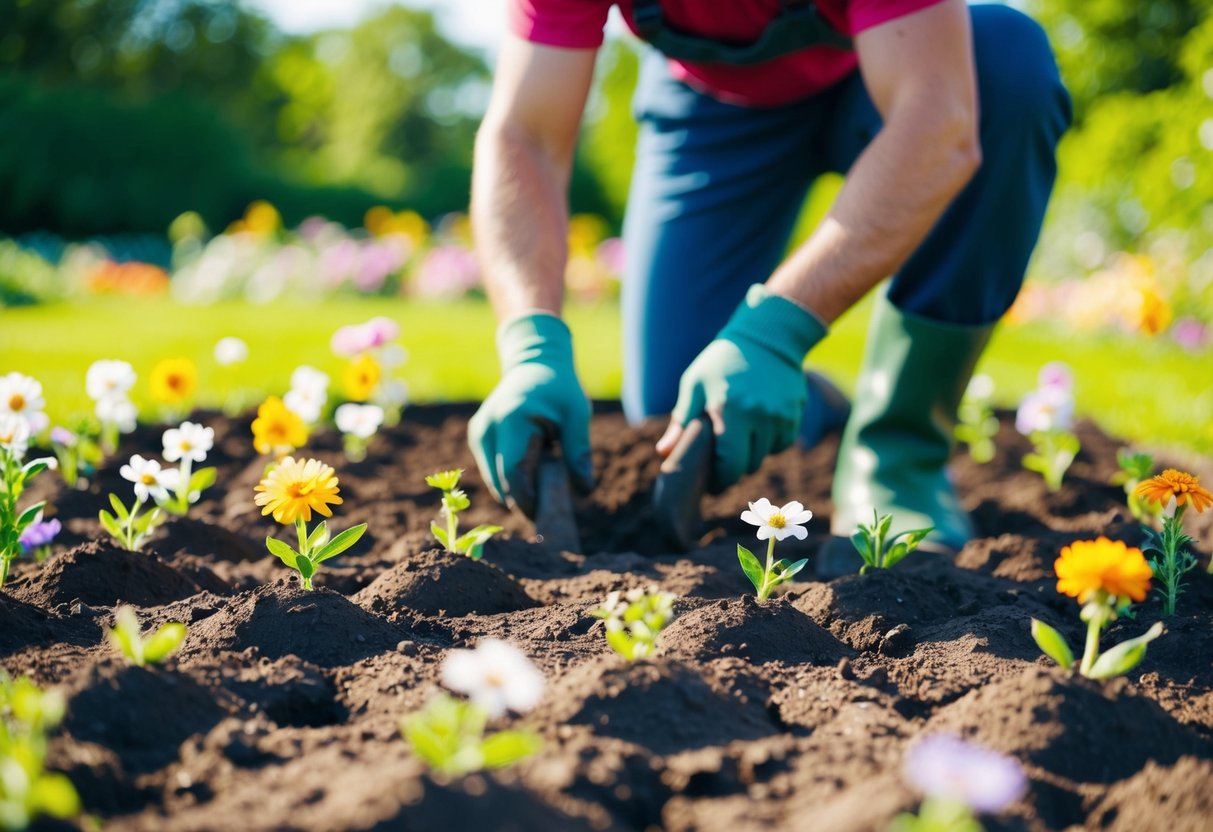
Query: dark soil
[{"left": 4, "top": 403, "right": 1213, "bottom": 832}]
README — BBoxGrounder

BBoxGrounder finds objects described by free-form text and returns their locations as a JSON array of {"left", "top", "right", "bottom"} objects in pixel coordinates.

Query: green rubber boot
[{"left": 818, "top": 294, "right": 994, "bottom": 578}]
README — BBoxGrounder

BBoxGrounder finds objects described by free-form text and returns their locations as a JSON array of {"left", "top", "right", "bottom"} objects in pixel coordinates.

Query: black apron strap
[{"left": 632, "top": 0, "right": 852, "bottom": 65}]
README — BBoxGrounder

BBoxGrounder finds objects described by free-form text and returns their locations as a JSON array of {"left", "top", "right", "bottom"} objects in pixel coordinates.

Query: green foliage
[
  {"left": 888, "top": 797, "right": 983, "bottom": 832},
  {"left": 737, "top": 544, "right": 808, "bottom": 601},
  {"left": 265, "top": 517, "right": 367, "bottom": 591},
  {"left": 426, "top": 468, "right": 500, "bottom": 560},
  {"left": 954, "top": 383, "right": 999, "bottom": 464},
  {"left": 107, "top": 605, "right": 187, "bottom": 668},
  {"left": 0, "top": 449, "right": 50, "bottom": 588},
  {"left": 1085, "top": 621, "right": 1164, "bottom": 679},
  {"left": 1030, "top": 619, "right": 1075, "bottom": 670},
  {"left": 0, "top": 240, "right": 59, "bottom": 307},
  {"left": 160, "top": 466, "right": 217, "bottom": 517},
  {"left": 1142, "top": 510, "right": 1197, "bottom": 616},
  {"left": 590, "top": 588, "right": 676, "bottom": 661},
  {"left": 0, "top": 674, "right": 80, "bottom": 830},
  {"left": 1110, "top": 449, "right": 1157, "bottom": 522},
  {"left": 1023, "top": 430, "right": 1080, "bottom": 493},
  {"left": 401, "top": 695, "right": 541, "bottom": 776},
  {"left": 1035, "top": 598, "right": 1164, "bottom": 679},
  {"left": 851, "top": 511, "right": 933, "bottom": 575},
  {"left": 99, "top": 491, "right": 162, "bottom": 552}
]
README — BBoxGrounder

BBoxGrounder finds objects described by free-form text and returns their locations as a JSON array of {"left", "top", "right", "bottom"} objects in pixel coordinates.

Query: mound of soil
[
  {"left": 13, "top": 541, "right": 204, "bottom": 608},
  {"left": 354, "top": 547, "right": 538, "bottom": 618},
  {"left": 4, "top": 403, "right": 1213, "bottom": 831}
]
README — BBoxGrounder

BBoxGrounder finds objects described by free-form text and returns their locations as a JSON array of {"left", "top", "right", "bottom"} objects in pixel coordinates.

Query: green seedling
[
  {"left": 426, "top": 469, "right": 501, "bottom": 560},
  {"left": 591, "top": 587, "right": 676, "bottom": 661},
  {"left": 954, "top": 374, "right": 998, "bottom": 464},
  {"left": 401, "top": 695, "right": 541, "bottom": 777},
  {"left": 1022, "top": 430, "right": 1080, "bottom": 493},
  {"left": 851, "top": 510, "right": 933, "bottom": 575},
  {"left": 0, "top": 426, "right": 51, "bottom": 588},
  {"left": 0, "top": 674, "right": 81, "bottom": 830},
  {"left": 1109, "top": 449, "right": 1156, "bottom": 523},
  {"left": 107, "top": 606, "right": 188, "bottom": 667}
]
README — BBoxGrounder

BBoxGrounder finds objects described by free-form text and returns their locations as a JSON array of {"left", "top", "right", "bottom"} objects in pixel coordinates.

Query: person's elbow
[{"left": 929, "top": 97, "right": 982, "bottom": 194}]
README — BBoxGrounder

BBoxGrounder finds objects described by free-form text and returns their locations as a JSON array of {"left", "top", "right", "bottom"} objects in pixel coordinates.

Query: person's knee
[{"left": 970, "top": 5, "right": 1071, "bottom": 133}]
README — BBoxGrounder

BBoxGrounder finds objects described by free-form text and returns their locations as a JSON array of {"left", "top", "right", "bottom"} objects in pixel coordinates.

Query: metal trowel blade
[{"left": 651, "top": 416, "right": 713, "bottom": 551}]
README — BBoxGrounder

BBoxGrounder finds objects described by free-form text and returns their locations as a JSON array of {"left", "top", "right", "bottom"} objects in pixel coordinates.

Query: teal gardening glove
[
  {"left": 469, "top": 313, "right": 594, "bottom": 516},
  {"left": 668, "top": 284, "right": 827, "bottom": 492}
]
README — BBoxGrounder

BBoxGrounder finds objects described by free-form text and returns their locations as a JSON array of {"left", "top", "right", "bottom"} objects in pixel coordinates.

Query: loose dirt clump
[{"left": 3, "top": 403, "right": 1212, "bottom": 831}]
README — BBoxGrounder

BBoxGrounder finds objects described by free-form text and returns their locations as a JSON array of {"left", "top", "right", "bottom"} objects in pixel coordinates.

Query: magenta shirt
[{"left": 508, "top": 0, "right": 946, "bottom": 107}]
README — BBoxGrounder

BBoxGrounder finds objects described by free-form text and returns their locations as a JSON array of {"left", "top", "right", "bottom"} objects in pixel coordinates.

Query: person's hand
[
  {"left": 469, "top": 314, "right": 594, "bottom": 516},
  {"left": 657, "top": 284, "right": 827, "bottom": 492}
]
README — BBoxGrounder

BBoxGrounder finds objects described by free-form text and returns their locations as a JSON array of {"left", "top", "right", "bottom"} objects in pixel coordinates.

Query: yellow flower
[
  {"left": 1135, "top": 469, "right": 1212, "bottom": 514},
  {"left": 149, "top": 357, "right": 197, "bottom": 405},
  {"left": 253, "top": 457, "right": 342, "bottom": 524},
  {"left": 1055, "top": 537, "right": 1152, "bottom": 604},
  {"left": 342, "top": 354, "right": 381, "bottom": 402},
  {"left": 252, "top": 396, "right": 308, "bottom": 457}
]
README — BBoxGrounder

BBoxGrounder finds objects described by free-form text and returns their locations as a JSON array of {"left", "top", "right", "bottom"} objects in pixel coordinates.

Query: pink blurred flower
[
  {"left": 321, "top": 239, "right": 360, "bottom": 288},
  {"left": 355, "top": 243, "right": 404, "bottom": 292},
  {"left": 596, "top": 237, "right": 625, "bottom": 276},
  {"left": 1170, "top": 317, "right": 1208, "bottom": 352},
  {"left": 330, "top": 317, "right": 401, "bottom": 358},
  {"left": 413, "top": 245, "right": 480, "bottom": 299},
  {"left": 1036, "top": 361, "right": 1073, "bottom": 392},
  {"left": 904, "top": 735, "right": 1026, "bottom": 814}
]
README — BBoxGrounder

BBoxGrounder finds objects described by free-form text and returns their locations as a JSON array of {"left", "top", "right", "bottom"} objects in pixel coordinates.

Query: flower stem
[
  {"left": 124, "top": 497, "right": 145, "bottom": 551},
  {"left": 1079, "top": 605, "right": 1104, "bottom": 676},
  {"left": 757, "top": 536, "right": 776, "bottom": 601},
  {"left": 295, "top": 517, "right": 309, "bottom": 557},
  {"left": 446, "top": 493, "right": 458, "bottom": 553}
]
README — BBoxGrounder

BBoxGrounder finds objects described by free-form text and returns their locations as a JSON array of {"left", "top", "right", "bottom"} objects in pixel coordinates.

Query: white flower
[
  {"left": 162, "top": 421, "right": 214, "bottom": 463},
  {"left": 86, "top": 360, "right": 136, "bottom": 401},
  {"left": 213, "top": 336, "right": 249, "bottom": 367},
  {"left": 0, "top": 413, "right": 31, "bottom": 458},
  {"left": 283, "top": 386, "right": 326, "bottom": 424},
  {"left": 0, "top": 372, "right": 46, "bottom": 427},
  {"left": 335, "top": 403, "right": 384, "bottom": 440},
  {"left": 965, "top": 373, "right": 995, "bottom": 401},
  {"left": 95, "top": 396, "right": 138, "bottom": 434},
  {"left": 290, "top": 365, "right": 329, "bottom": 394},
  {"left": 740, "top": 498, "right": 813, "bottom": 541},
  {"left": 120, "top": 455, "right": 177, "bottom": 503},
  {"left": 1015, "top": 386, "right": 1074, "bottom": 435},
  {"left": 440, "top": 639, "right": 545, "bottom": 718},
  {"left": 371, "top": 378, "right": 409, "bottom": 410},
  {"left": 376, "top": 343, "right": 409, "bottom": 370}
]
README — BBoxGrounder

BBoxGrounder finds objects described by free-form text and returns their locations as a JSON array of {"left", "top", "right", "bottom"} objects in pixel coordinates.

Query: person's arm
[
  {"left": 467, "top": 37, "right": 599, "bottom": 513},
  {"left": 472, "top": 35, "right": 598, "bottom": 321},
  {"left": 765, "top": 0, "right": 980, "bottom": 322}
]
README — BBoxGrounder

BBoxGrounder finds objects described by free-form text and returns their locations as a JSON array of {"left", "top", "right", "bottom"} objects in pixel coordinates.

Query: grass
[{"left": 1, "top": 295, "right": 1209, "bottom": 455}]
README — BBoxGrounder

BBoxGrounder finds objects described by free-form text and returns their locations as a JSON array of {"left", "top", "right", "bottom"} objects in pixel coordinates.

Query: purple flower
[
  {"left": 51, "top": 426, "right": 77, "bottom": 447},
  {"left": 19, "top": 517, "right": 61, "bottom": 552},
  {"left": 413, "top": 245, "right": 481, "bottom": 299},
  {"left": 1170, "top": 317, "right": 1208, "bottom": 352},
  {"left": 904, "top": 735, "right": 1026, "bottom": 813},
  {"left": 1036, "top": 361, "right": 1073, "bottom": 392}
]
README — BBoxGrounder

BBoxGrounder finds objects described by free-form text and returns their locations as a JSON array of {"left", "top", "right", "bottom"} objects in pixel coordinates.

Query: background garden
[{"left": 0, "top": 0, "right": 1210, "bottom": 454}]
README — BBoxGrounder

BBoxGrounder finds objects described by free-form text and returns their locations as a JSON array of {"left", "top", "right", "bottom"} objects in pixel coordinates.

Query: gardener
[{"left": 468, "top": 0, "right": 1070, "bottom": 571}]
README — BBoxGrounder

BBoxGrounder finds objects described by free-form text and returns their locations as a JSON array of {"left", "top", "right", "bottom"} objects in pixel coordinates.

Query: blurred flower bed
[{"left": 0, "top": 202, "right": 624, "bottom": 307}]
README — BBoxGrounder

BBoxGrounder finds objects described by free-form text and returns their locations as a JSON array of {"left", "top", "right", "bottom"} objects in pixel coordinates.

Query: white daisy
[
  {"left": 120, "top": 455, "right": 176, "bottom": 503},
  {"left": 0, "top": 372, "right": 46, "bottom": 426},
  {"left": 213, "top": 336, "right": 249, "bottom": 367},
  {"left": 289, "top": 365, "right": 329, "bottom": 394},
  {"left": 85, "top": 360, "right": 136, "bottom": 401},
  {"left": 283, "top": 386, "right": 326, "bottom": 424},
  {"left": 334, "top": 403, "right": 385, "bottom": 440},
  {"left": 95, "top": 396, "right": 138, "bottom": 434},
  {"left": 0, "top": 413, "right": 31, "bottom": 458},
  {"left": 162, "top": 421, "right": 214, "bottom": 464},
  {"left": 440, "top": 639, "right": 545, "bottom": 718},
  {"left": 740, "top": 498, "right": 813, "bottom": 541}
]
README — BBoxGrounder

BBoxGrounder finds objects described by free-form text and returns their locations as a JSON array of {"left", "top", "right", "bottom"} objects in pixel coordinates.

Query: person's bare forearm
[
  {"left": 472, "top": 122, "right": 571, "bottom": 322},
  {"left": 767, "top": 105, "right": 980, "bottom": 324}
]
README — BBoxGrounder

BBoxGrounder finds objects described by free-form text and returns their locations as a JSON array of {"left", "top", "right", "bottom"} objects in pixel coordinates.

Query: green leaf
[
  {"left": 312, "top": 523, "right": 368, "bottom": 563},
  {"left": 108, "top": 606, "right": 143, "bottom": 666},
  {"left": 189, "top": 467, "right": 217, "bottom": 492},
  {"left": 109, "top": 493, "right": 130, "bottom": 521},
  {"left": 306, "top": 520, "right": 330, "bottom": 552},
  {"left": 431, "top": 520, "right": 449, "bottom": 548},
  {"left": 1087, "top": 621, "right": 1165, "bottom": 679},
  {"left": 99, "top": 509, "right": 122, "bottom": 539},
  {"left": 454, "top": 524, "right": 501, "bottom": 559},
  {"left": 21, "top": 460, "right": 49, "bottom": 478},
  {"left": 606, "top": 627, "right": 637, "bottom": 661},
  {"left": 29, "top": 772, "right": 81, "bottom": 819},
  {"left": 1031, "top": 619, "right": 1075, "bottom": 669},
  {"left": 425, "top": 469, "right": 463, "bottom": 491},
  {"left": 142, "top": 622, "right": 188, "bottom": 665},
  {"left": 295, "top": 554, "right": 315, "bottom": 580},
  {"left": 16, "top": 501, "right": 47, "bottom": 530},
  {"left": 479, "top": 730, "right": 542, "bottom": 769},
  {"left": 135, "top": 507, "right": 162, "bottom": 533},
  {"left": 265, "top": 536, "right": 299, "bottom": 567},
  {"left": 737, "top": 544, "right": 764, "bottom": 593},
  {"left": 850, "top": 531, "right": 873, "bottom": 562},
  {"left": 402, "top": 717, "right": 453, "bottom": 771},
  {"left": 443, "top": 489, "right": 471, "bottom": 513},
  {"left": 781, "top": 558, "right": 809, "bottom": 579}
]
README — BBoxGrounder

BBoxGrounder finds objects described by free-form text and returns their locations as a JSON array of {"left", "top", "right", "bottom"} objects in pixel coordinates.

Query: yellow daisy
[{"left": 254, "top": 456, "right": 342, "bottom": 524}]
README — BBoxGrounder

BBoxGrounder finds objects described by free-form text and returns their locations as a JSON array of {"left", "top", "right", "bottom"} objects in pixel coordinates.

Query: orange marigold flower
[
  {"left": 1055, "top": 537, "right": 1152, "bottom": 604},
  {"left": 252, "top": 396, "right": 308, "bottom": 457},
  {"left": 253, "top": 456, "right": 342, "bottom": 524},
  {"left": 1135, "top": 469, "right": 1212, "bottom": 514}
]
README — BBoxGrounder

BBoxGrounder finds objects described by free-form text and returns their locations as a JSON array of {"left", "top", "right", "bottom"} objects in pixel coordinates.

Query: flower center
[
  {"left": 140, "top": 473, "right": 157, "bottom": 485},
  {"left": 484, "top": 671, "right": 505, "bottom": 689},
  {"left": 9, "top": 394, "right": 25, "bottom": 411},
  {"left": 768, "top": 513, "right": 786, "bottom": 529},
  {"left": 181, "top": 441, "right": 193, "bottom": 451},
  {"left": 287, "top": 481, "right": 315, "bottom": 499},
  {"left": 167, "top": 374, "right": 184, "bottom": 390}
]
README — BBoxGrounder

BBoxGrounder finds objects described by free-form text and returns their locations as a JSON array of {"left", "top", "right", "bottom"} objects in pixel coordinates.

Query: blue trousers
[{"left": 621, "top": 4, "right": 1072, "bottom": 426}]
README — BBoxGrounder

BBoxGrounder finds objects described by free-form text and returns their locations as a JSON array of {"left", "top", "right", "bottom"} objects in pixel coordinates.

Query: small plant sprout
[
  {"left": 149, "top": 356, "right": 198, "bottom": 421},
  {"left": 890, "top": 735, "right": 1026, "bottom": 832},
  {"left": 86, "top": 359, "right": 137, "bottom": 453},
  {"left": 851, "top": 510, "right": 934, "bottom": 575},
  {"left": 402, "top": 640, "right": 543, "bottom": 776},
  {"left": 50, "top": 424, "right": 102, "bottom": 490},
  {"left": 18, "top": 516, "right": 60, "bottom": 563},
  {"left": 283, "top": 365, "right": 330, "bottom": 425},
  {"left": 425, "top": 469, "right": 501, "bottom": 560},
  {"left": 1031, "top": 537, "right": 1164, "bottom": 678},
  {"left": 100, "top": 455, "right": 176, "bottom": 551},
  {"left": 590, "top": 587, "right": 677, "bottom": 661},
  {"left": 254, "top": 457, "right": 367, "bottom": 590},
  {"left": 954, "top": 373, "right": 999, "bottom": 464},
  {"left": 159, "top": 421, "right": 217, "bottom": 516},
  {"left": 737, "top": 498, "right": 812, "bottom": 600},
  {"left": 1110, "top": 449, "right": 1157, "bottom": 523},
  {"left": 1016, "top": 382, "right": 1079, "bottom": 492},
  {"left": 251, "top": 395, "right": 309, "bottom": 460},
  {"left": 1136, "top": 469, "right": 1211, "bottom": 612},
  {"left": 0, "top": 674, "right": 81, "bottom": 829},
  {"left": 107, "top": 605, "right": 187, "bottom": 667},
  {"left": 0, "top": 413, "right": 55, "bottom": 587},
  {"left": 335, "top": 403, "right": 384, "bottom": 462}
]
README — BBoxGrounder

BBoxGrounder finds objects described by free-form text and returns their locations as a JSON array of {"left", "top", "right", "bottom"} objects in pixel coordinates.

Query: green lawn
[{"left": 2, "top": 295, "right": 1209, "bottom": 454}]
